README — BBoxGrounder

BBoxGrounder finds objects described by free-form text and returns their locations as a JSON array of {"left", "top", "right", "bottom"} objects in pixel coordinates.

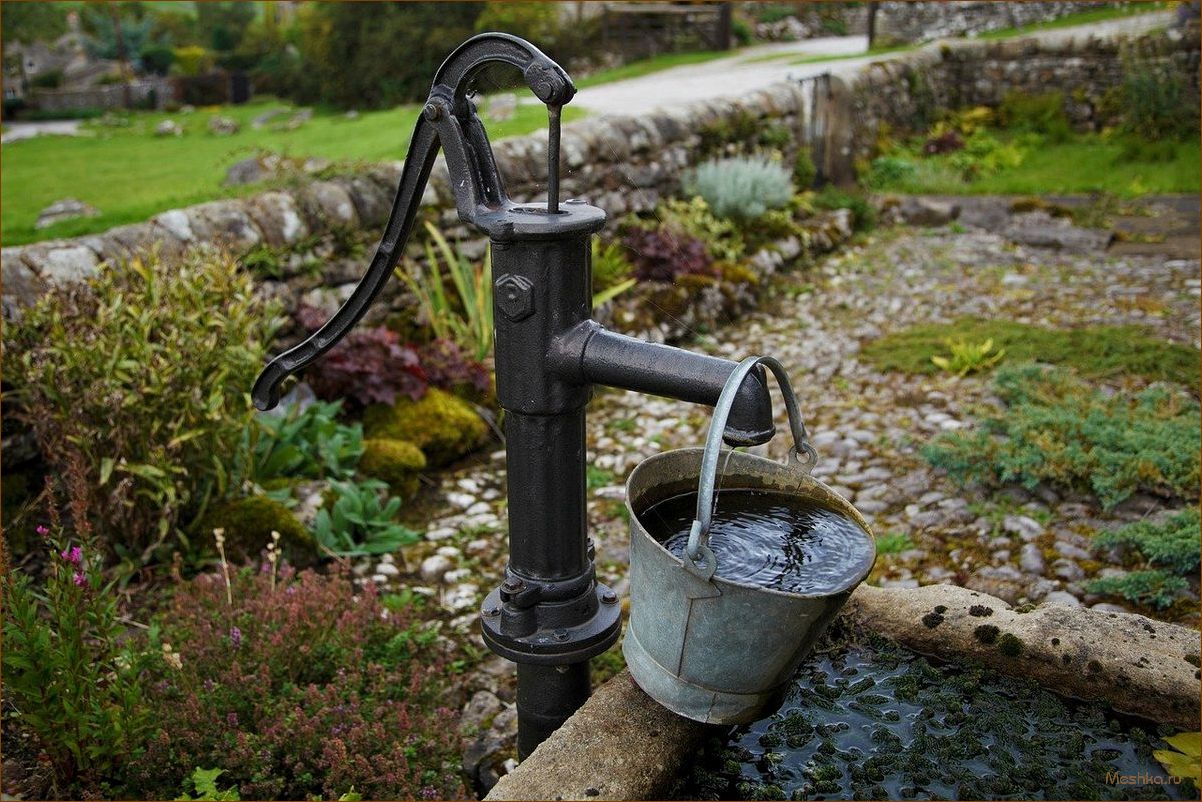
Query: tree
[
  {"left": 295, "top": 2, "right": 484, "bottom": 110},
  {"left": 195, "top": 1, "right": 256, "bottom": 55},
  {"left": 1, "top": 2, "right": 67, "bottom": 45}
]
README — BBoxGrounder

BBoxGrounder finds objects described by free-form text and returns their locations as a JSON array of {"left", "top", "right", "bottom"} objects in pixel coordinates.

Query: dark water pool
[{"left": 672, "top": 632, "right": 1195, "bottom": 801}]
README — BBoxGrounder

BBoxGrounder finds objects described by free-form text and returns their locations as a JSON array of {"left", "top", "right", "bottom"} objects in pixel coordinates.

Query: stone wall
[
  {"left": 843, "top": 22, "right": 1200, "bottom": 163},
  {"left": 875, "top": 1, "right": 1112, "bottom": 45}
]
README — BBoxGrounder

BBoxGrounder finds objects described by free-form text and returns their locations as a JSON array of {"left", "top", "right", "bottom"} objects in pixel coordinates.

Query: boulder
[
  {"left": 207, "top": 115, "right": 240, "bottom": 136},
  {"left": 154, "top": 119, "right": 182, "bottom": 137},
  {"left": 35, "top": 198, "right": 99, "bottom": 230}
]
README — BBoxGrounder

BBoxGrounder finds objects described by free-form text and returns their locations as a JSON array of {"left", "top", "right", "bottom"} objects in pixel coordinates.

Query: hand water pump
[{"left": 252, "top": 33, "right": 780, "bottom": 757}]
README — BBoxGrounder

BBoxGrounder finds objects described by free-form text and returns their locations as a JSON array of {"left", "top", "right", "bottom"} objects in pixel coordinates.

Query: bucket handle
[{"left": 684, "top": 356, "right": 817, "bottom": 579}]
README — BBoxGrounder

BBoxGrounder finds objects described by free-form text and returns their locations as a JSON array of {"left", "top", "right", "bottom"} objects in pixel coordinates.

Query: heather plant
[
  {"left": 923, "top": 365, "right": 1201, "bottom": 510},
  {"left": 296, "top": 305, "right": 428, "bottom": 409},
  {"left": 313, "top": 478, "right": 420, "bottom": 556},
  {"left": 4, "top": 251, "right": 279, "bottom": 562},
  {"left": 2, "top": 521, "right": 153, "bottom": 797},
  {"left": 134, "top": 566, "right": 466, "bottom": 800},
  {"left": 621, "top": 227, "right": 714, "bottom": 283},
  {"left": 685, "top": 156, "right": 793, "bottom": 221}
]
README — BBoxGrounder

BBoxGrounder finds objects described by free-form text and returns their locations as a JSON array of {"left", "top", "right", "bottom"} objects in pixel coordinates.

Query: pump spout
[{"left": 550, "top": 323, "right": 776, "bottom": 447}]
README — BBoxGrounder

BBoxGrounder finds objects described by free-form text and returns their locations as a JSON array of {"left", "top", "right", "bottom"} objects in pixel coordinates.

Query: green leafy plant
[
  {"left": 874, "top": 532, "right": 915, "bottom": 555},
  {"left": 176, "top": 768, "right": 240, "bottom": 801},
  {"left": 812, "top": 185, "right": 876, "bottom": 232},
  {"left": 793, "top": 148, "right": 817, "bottom": 189},
  {"left": 998, "top": 91, "right": 1072, "bottom": 143},
  {"left": 923, "top": 365, "right": 1201, "bottom": 510},
  {"left": 2, "top": 523, "right": 152, "bottom": 795},
  {"left": 312, "top": 479, "right": 419, "bottom": 556},
  {"left": 398, "top": 221, "right": 493, "bottom": 361},
  {"left": 242, "top": 400, "right": 364, "bottom": 484},
  {"left": 865, "top": 155, "right": 918, "bottom": 189},
  {"left": 1117, "top": 62, "right": 1198, "bottom": 141},
  {"left": 685, "top": 156, "right": 793, "bottom": 221},
  {"left": 653, "top": 196, "right": 747, "bottom": 262},
  {"left": 4, "top": 251, "right": 279, "bottom": 562},
  {"left": 1154, "top": 732, "right": 1201, "bottom": 782},
  {"left": 1092, "top": 508, "right": 1201, "bottom": 577},
  {"left": 591, "top": 235, "right": 637, "bottom": 308},
  {"left": 930, "top": 337, "right": 1006, "bottom": 376}
]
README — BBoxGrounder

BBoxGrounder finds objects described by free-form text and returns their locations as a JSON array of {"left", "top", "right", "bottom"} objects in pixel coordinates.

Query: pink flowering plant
[{"left": 2, "top": 520, "right": 152, "bottom": 796}]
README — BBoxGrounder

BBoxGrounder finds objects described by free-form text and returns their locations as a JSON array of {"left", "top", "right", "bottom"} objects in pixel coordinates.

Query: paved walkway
[{"left": 570, "top": 11, "right": 1174, "bottom": 116}]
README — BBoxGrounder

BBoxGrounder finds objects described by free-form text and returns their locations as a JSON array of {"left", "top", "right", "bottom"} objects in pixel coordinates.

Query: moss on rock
[
  {"left": 358, "top": 438, "right": 427, "bottom": 497},
  {"left": 363, "top": 388, "right": 487, "bottom": 468},
  {"left": 198, "top": 494, "right": 317, "bottom": 566}
]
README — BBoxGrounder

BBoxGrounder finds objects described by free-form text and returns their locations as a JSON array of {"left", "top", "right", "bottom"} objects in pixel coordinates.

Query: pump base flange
[{"left": 480, "top": 582, "right": 622, "bottom": 665}]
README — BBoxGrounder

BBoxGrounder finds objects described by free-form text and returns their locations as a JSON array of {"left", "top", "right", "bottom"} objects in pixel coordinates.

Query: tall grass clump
[
  {"left": 685, "top": 156, "right": 793, "bottom": 221},
  {"left": 398, "top": 221, "right": 493, "bottom": 361}
]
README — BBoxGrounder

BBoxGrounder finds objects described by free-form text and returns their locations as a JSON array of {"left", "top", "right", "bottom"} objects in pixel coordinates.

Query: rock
[
  {"left": 1041, "top": 590, "right": 1082, "bottom": 607},
  {"left": 964, "top": 564, "right": 1028, "bottom": 604},
  {"left": 208, "top": 115, "right": 240, "bottom": 136},
  {"left": 283, "top": 108, "right": 313, "bottom": 130},
  {"left": 1051, "top": 558, "right": 1085, "bottom": 582},
  {"left": 375, "top": 561, "right": 400, "bottom": 577},
  {"left": 1055, "top": 540, "right": 1093, "bottom": 561},
  {"left": 35, "top": 198, "right": 99, "bottom": 230},
  {"left": 154, "top": 119, "right": 182, "bottom": 137},
  {"left": 224, "top": 155, "right": 275, "bottom": 186},
  {"left": 845, "top": 583, "right": 1200, "bottom": 731},
  {"left": 897, "top": 196, "right": 961, "bottom": 227},
  {"left": 1019, "top": 543, "right": 1046, "bottom": 575},
  {"left": 420, "top": 554, "right": 455, "bottom": 584},
  {"left": 252, "top": 108, "right": 288, "bottom": 129},
  {"left": 1003, "top": 222, "right": 1112, "bottom": 253},
  {"left": 487, "top": 93, "right": 518, "bottom": 121},
  {"left": 460, "top": 690, "right": 503, "bottom": 736},
  {"left": 1003, "top": 514, "right": 1044, "bottom": 541}
]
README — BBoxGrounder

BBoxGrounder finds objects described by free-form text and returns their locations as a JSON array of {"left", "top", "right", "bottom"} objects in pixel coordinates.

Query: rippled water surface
[{"left": 640, "top": 488, "right": 875, "bottom": 594}]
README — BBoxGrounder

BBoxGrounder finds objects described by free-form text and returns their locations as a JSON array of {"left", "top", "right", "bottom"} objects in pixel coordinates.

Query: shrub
[
  {"left": 653, "top": 196, "right": 746, "bottom": 263},
  {"left": 922, "top": 365, "right": 1201, "bottom": 510},
  {"left": 865, "top": 155, "right": 918, "bottom": 189},
  {"left": 295, "top": 306, "right": 428, "bottom": 410},
  {"left": 2, "top": 523, "right": 153, "bottom": 797},
  {"left": 133, "top": 567, "right": 466, "bottom": 800},
  {"left": 697, "top": 109, "right": 763, "bottom": 158},
  {"left": 685, "top": 156, "right": 794, "bottom": 221},
  {"left": 415, "top": 338, "right": 491, "bottom": 400},
  {"left": 860, "top": 318, "right": 1200, "bottom": 391},
  {"left": 364, "top": 387, "right": 488, "bottom": 467},
  {"left": 621, "top": 226, "right": 715, "bottom": 282},
  {"left": 4, "top": 252, "right": 279, "bottom": 562},
  {"left": 1117, "top": 63, "right": 1198, "bottom": 141},
  {"left": 998, "top": 91, "right": 1072, "bottom": 143},
  {"left": 793, "top": 148, "right": 817, "bottom": 189},
  {"left": 313, "top": 479, "right": 419, "bottom": 557}
]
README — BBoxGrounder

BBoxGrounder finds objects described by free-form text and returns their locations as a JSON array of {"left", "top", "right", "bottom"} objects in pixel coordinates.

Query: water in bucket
[{"left": 641, "top": 488, "right": 875, "bottom": 595}]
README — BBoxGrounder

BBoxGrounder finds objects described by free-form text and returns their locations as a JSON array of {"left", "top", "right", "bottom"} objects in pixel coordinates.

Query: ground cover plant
[
  {"left": 923, "top": 364, "right": 1201, "bottom": 511},
  {"left": 861, "top": 318, "right": 1200, "bottom": 391},
  {"left": 1087, "top": 508, "right": 1201, "bottom": 610},
  {"left": 1, "top": 99, "right": 583, "bottom": 245}
]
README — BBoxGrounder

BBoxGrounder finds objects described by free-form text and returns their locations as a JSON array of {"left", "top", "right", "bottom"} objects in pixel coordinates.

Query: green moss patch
[
  {"left": 357, "top": 438, "right": 427, "bottom": 498},
  {"left": 363, "top": 388, "right": 487, "bottom": 468},
  {"left": 861, "top": 318, "right": 1199, "bottom": 391},
  {"left": 197, "top": 495, "right": 316, "bottom": 566}
]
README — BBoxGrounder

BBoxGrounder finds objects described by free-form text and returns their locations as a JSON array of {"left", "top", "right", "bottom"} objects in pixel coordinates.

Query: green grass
[
  {"left": 1, "top": 98, "right": 583, "bottom": 245},
  {"left": 975, "top": 3, "right": 1168, "bottom": 40},
  {"left": 861, "top": 318, "right": 1200, "bottom": 392},
  {"left": 870, "top": 135, "right": 1200, "bottom": 197},
  {"left": 574, "top": 49, "right": 731, "bottom": 88},
  {"left": 788, "top": 43, "right": 916, "bottom": 65}
]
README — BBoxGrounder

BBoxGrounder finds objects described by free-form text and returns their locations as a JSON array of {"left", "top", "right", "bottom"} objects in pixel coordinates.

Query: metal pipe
[
  {"left": 516, "top": 663, "right": 591, "bottom": 758},
  {"left": 547, "top": 104, "right": 561, "bottom": 214},
  {"left": 551, "top": 324, "right": 777, "bottom": 447}
]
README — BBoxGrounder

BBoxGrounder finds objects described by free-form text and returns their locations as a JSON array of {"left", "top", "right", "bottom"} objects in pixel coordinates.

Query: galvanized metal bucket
[{"left": 623, "top": 356, "right": 876, "bottom": 724}]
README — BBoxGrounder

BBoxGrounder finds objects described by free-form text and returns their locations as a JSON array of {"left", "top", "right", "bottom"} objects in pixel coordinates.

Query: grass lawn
[
  {"left": 1, "top": 98, "right": 583, "bottom": 245},
  {"left": 871, "top": 135, "right": 1200, "bottom": 197},
  {"left": 574, "top": 49, "right": 731, "bottom": 88},
  {"left": 975, "top": 2, "right": 1169, "bottom": 39}
]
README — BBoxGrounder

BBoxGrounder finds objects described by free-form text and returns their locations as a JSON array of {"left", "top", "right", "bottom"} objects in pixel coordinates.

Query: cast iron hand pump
[{"left": 252, "top": 33, "right": 776, "bottom": 757}]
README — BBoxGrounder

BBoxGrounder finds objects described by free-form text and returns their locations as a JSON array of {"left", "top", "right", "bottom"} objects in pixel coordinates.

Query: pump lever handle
[{"left": 253, "top": 34, "right": 574, "bottom": 411}]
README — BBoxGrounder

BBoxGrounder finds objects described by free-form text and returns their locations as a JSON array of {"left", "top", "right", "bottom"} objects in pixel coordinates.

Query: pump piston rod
[{"left": 250, "top": 33, "right": 775, "bottom": 759}]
